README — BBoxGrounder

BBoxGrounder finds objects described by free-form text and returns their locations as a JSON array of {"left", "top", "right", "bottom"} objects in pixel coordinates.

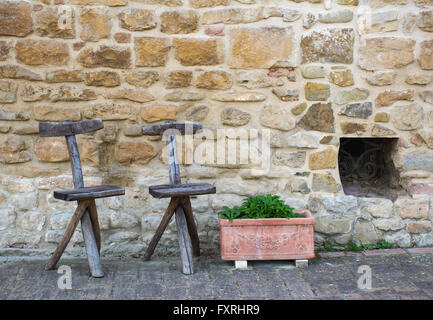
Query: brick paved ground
[{"left": 0, "top": 248, "right": 432, "bottom": 300}]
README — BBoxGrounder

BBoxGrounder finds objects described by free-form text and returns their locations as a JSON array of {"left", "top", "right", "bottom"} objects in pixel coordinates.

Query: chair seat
[
  {"left": 54, "top": 185, "right": 125, "bottom": 201},
  {"left": 149, "top": 182, "right": 216, "bottom": 199}
]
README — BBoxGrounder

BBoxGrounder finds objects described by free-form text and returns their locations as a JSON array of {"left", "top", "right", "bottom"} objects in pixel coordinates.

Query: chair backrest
[
  {"left": 141, "top": 121, "right": 202, "bottom": 136},
  {"left": 39, "top": 119, "right": 104, "bottom": 189},
  {"left": 39, "top": 119, "right": 104, "bottom": 137},
  {"left": 141, "top": 121, "right": 203, "bottom": 185}
]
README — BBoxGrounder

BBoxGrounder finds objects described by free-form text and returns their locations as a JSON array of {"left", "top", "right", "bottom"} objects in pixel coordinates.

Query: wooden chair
[
  {"left": 39, "top": 119, "right": 125, "bottom": 278},
  {"left": 141, "top": 121, "right": 216, "bottom": 274}
]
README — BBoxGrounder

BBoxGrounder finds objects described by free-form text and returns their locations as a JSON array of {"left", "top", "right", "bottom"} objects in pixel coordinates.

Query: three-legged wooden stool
[
  {"left": 39, "top": 119, "right": 125, "bottom": 277},
  {"left": 141, "top": 121, "right": 216, "bottom": 274}
]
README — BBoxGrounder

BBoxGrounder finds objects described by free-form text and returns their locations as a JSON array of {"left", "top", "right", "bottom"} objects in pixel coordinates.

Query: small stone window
[{"left": 338, "top": 138, "right": 405, "bottom": 200}]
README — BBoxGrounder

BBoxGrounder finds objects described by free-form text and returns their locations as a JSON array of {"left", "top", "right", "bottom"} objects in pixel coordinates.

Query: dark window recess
[{"left": 338, "top": 138, "right": 405, "bottom": 200}]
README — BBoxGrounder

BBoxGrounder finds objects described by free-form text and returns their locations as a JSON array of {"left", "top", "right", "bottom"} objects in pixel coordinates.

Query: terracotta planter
[{"left": 219, "top": 209, "right": 316, "bottom": 261}]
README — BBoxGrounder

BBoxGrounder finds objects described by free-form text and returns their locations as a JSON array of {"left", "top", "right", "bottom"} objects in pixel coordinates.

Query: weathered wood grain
[
  {"left": 66, "top": 133, "right": 104, "bottom": 278},
  {"left": 143, "top": 197, "right": 180, "bottom": 261},
  {"left": 181, "top": 197, "right": 200, "bottom": 257},
  {"left": 149, "top": 183, "right": 216, "bottom": 198},
  {"left": 167, "top": 134, "right": 181, "bottom": 185},
  {"left": 175, "top": 205, "right": 194, "bottom": 275},
  {"left": 45, "top": 200, "right": 90, "bottom": 270},
  {"left": 39, "top": 119, "right": 104, "bottom": 137},
  {"left": 88, "top": 200, "right": 101, "bottom": 254},
  {"left": 54, "top": 185, "right": 125, "bottom": 201},
  {"left": 141, "top": 121, "right": 202, "bottom": 136}
]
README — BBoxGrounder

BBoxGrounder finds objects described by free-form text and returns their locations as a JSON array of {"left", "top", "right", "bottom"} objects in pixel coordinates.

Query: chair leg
[
  {"left": 181, "top": 197, "right": 200, "bottom": 257},
  {"left": 88, "top": 200, "right": 101, "bottom": 254},
  {"left": 174, "top": 205, "right": 194, "bottom": 275},
  {"left": 81, "top": 210, "right": 104, "bottom": 278},
  {"left": 46, "top": 200, "right": 90, "bottom": 271},
  {"left": 143, "top": 197, "right": 180, "bottom": 261}
]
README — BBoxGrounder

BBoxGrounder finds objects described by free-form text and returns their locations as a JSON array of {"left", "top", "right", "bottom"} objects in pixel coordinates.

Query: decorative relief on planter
[{"left": 220, "top": 210, "right": 315, "bottom": 260}]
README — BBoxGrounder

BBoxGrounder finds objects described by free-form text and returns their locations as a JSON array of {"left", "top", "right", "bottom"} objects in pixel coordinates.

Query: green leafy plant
[
  {"left": 219, "top": 194, "right": 300, "bottom": 222},
  {"left": 323, "top": 241, "right": 336, "bottom": 252},
  {"left": 375, "top": 240, "right": 392, "bottom": 249}
]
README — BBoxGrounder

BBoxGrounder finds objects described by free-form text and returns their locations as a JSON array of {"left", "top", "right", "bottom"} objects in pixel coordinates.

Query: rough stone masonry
[{"left": 0, "top": 0, "right": 432, "bottom": 258}]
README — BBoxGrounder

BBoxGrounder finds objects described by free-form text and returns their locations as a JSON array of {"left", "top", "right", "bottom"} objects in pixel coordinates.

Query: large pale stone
[
  {"left": 301, "top": 66, "right": 326, "bottom": 79},
  {"left": 49, "top": 86, "right": 96, "bottom": 102},
  {"left": 236, "top": 70, "right": 284, "bottom": 89},
  {"left": 141, "top": 104, "right": 178, "bottom": 123},
  {"left": 126, "top": 71, "right": 159, "bottom": 88},
  {"left": 160, "top": 10, "right": 199, "bottom": 34},
  {"left": 309, "top": 147, "right": 337, "bottom": 170},
  {"left": 119, "top": 8, "right": 156, "bottom": 31},
  {"left": 272, "top": 151, "right": 306, "bottom": 168},
  {"left": 0, "top": 0, "right": 33, "bottom": 37},
  {"left": 417, "top": 11, "right": 433, "bottom": 32},
  {"left": 221, "top": 108, "right": 251, "bottom": 126},
  {"left": 318, "top": 10, "right": 353, "bottom": 23},
  {"left": 0, "top": 64, "right": 42, "bottom": 81},
  {"left": 301, "top": 28, "right": 354, "bottom": 64},
  {"left": 402, "top": 150, "right": 433, "bottom": 171},
  {"left": 135, "top": 37, "right": 171, "bottom": 67},
  {"left": 365, "top": 70, "right": 396, "bottom": 86},
  {"left": 190, "top": 0, "right": 229, "bottom": 8},
  {"left": 229, "top": 26, "right": 295, "bottom": 68},
  {"left": 184, "top": 105, "right": 209, "bottom": 121},
  {"left": 0, "top": 135, "right": 31, "bottom": 164},
  {"left": 174, "top": 38, "right": 224, "bottom": 66},
  {"left": 384, "top": 230, "right": 411, "bottom": 248},
  {"left": 298, "top": 103, "right": 335, "bottom": 133},
  {"left": 359, "top": 197, "right": 393, "bottom": 218},
  {"left": 36, "top": 7, "right": 75, "bottom": 39},
  {"left": 196, "top": 71, "right": 232, "bottom": 90},
  {"left": 114, "top": 142, "right": 156, "bottom": 165},
  {"left": 392, "top": 104, "right": 424, "bottom": 131},
  {"left": 358, "top": 37, "right": 415, "bottom": 70},
  {"left": 315, "top": 217, "right": 352, "bottom": 234},
  {"left": 212, "top": 91, "right": 266, "bottom": 102},
  {"left": 84, "top": 71, "right": 121, "bottom": 87},
  {"left": 376, "top": 89, "right": 414, "bottom": 107},
  {"left": 34, "top": 106, "right": 81, "bottom": 122},
  {"left": 0, "top": 109, "right": 30, "bottom": 121},
  {"left": 36, "top": 139, "right": 69, "bottom": 162},
  {"left": 84, "top": 103, "right": 133, "bottom": 120},
  {"left": 260, "top": 105, "right": 295, "bottom": 131},
  {"left": 334, "top": 88, "right": 369, "bottom": 105},
  {"left": 16, "top": 40, "right": 69, "bottom": 66},
  {"left": 0, "top": 208, "right": 15, "bottom": 231},
  {"left": 395, "top": 198, "right": 429, "bottom": 219},
  {"left": 305, "top": 82, "right": 330, "bottom": 101},
  {"left": 71, "top": 0, "right": 126, "bottom": 4},
  {"left": 272, "top": 88, "right": 299, "bottom": 101},
  {"left": 358, "top": 10, "right": 398, "bottom": 34},
  {"left": 78, "top": 46, "right": 131, "bottom": 69},
  {"left": 164, "top": 71, "right": 192, "bottom": 88},
  {"left": 373, "top": 218, "right": 405, "bottom": 231},
  {"left": 46, "top": 70, "right": 83, "bottom": 83},
  {"left": 420, "top": 91, "right": 433, "bottom": 105},
  {"left": 338, "top": 102, "right": 373, "bottom": 119},
  {"left": 21, "top": 84, "right": 50, "bottom": 102},
  {"left": 329, "top": 69, "right": 354, "bottom": 87},
  {"left": 165, "top": 91, "right": 204, "bottom": 101},
  {"left": 0, "top": 80, "right": 17, "bottom": 103},
  {"left": 419, "top": 40, "right": 433, "bottom": 70},
  {"left": 353, "top": 220, "right": 378, "bottom": 245},
  {"left": 406, "top": 74, "right": 432, "bottom": 85},
  {"left": 312, "top": 172, "right": 339, "bottom": 192},
  {"left": 80, "top": 7, "right": 112, "bottom": 41},
  {"left": 106, "top": 89, "right": 155, "bottom": 103}
]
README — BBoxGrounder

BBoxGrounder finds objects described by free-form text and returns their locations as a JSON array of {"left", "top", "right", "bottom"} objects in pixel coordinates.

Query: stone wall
[{"left": 0, "top": 0, "right": 433, "bottom": 257}]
